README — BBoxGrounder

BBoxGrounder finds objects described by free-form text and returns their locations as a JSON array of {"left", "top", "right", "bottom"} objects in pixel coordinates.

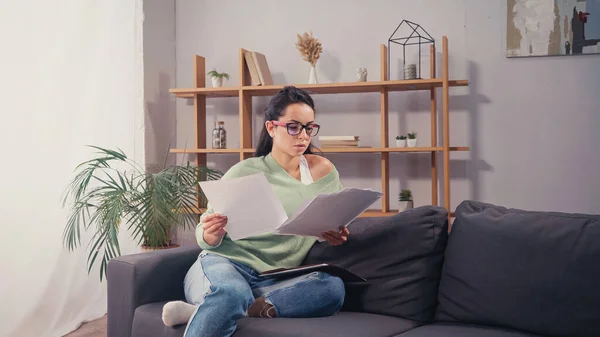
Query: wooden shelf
[
  {"left": 169, "top": 79, "right": 469, "bottom": 98},
  {"left": 359, "top": 209, "right": 399, "bottom": 217},
  {"left": 170, "top": 147, "right": 470, "bottom": 154},
  {"left": 171, "top": 36, "right": 469, "bottom": 219},
  {"left": 170, "top": 87, "right": 240, "bottom": 98}
]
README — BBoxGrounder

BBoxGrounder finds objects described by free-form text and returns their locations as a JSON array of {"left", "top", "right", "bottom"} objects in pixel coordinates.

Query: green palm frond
[{"left": 62, "top": 145, "right": 223, "bottom": 281}]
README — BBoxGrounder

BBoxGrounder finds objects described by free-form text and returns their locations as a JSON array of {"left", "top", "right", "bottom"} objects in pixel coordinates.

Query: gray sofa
[{"left": 107, "top": 200, "right": 600, "bottom": 337}]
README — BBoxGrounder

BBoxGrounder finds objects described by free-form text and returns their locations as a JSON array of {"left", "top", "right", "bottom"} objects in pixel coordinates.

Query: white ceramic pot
[
  {"left": 407, "top": 138, "right": 417, "bottom": 147},
  {"left": 396, "top": 139, "right": 406, "bottom": 147},
  {"left": 398, "top": 200, "right": 413, "bottom": 212},
  {"left": 211, "top": 76, "right": 223, "bottom": 87}
]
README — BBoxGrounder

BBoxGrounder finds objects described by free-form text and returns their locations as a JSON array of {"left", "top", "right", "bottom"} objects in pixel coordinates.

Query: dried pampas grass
[{"left": 295, "top": 31, "right": 322, "bottom": 66}]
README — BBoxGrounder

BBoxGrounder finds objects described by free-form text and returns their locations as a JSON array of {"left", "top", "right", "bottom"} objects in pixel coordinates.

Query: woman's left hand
[{"left": 322, "top": 226, "right": 350, "bottom": 246}]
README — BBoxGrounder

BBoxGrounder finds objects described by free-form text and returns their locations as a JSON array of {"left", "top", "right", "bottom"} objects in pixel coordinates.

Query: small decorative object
[
  {"left": 404, "top": 64, "right": 417, "bottom": 79},
  {"left": 207, "top": 70, "right": 230, "bottom": 87},
  {"left": 407, "top": 131, "right": 417, "bottom": 147},
  {"left": 395, "top": 135, "right": 406, "bottom": 147},
  {"left": 356, "top": 67, "right": 368, "bottom": 82},
  {"left": 295, "top": 31, "right": 323, "bottom": 84},
  {"left": 387, "top": 20, "right": 435, "bottom": 80},
  {"left": 212, "top": 121, "right": 227, "bottom": 149},
  {"left": 398, "top": 189, "right": 414, "bottom": 212}
]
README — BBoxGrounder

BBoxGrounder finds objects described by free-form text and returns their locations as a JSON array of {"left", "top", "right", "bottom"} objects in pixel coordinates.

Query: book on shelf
[
  {"left": 319, "top": 136, "right": 360, "bottom": 147},
  {"left": 243, "top": 50, "right": 273, "bottom": 86},
  {"left": 318, "top": 136, "right": 359, "bottom": 141}
]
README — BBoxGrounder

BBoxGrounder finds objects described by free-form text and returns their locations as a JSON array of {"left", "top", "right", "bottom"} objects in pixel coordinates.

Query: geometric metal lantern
[{"left": 388, "top": 20, "right": 435, "bottom": 80}]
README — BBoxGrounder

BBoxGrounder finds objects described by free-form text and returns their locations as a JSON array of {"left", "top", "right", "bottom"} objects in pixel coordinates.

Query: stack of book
[{"left": 318, "top": 136, "right": 360, "bottom": 148}]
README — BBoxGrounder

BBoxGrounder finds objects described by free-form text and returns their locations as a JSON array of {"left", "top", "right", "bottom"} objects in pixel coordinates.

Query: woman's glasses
[{"left": 271, "top": 121, "right": 320, "bottom": 137}]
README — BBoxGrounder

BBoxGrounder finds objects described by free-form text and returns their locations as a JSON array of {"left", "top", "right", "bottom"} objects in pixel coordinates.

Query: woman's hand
[
  {"left": 201, "top": 213, "right": 228, "bottom": 246},
  {"left": 322, "top": 226, "right": 350, "bottom": 246}
]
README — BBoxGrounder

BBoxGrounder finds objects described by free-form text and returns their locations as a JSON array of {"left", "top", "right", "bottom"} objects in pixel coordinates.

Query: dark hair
[{"left": 255, "top": 86, "right": 321, "bottom": 157}]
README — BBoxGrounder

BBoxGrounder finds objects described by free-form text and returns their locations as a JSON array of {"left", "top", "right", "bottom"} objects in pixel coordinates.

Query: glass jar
[{"left": 212, "top": 121, "right": 227, "bottom": 149}]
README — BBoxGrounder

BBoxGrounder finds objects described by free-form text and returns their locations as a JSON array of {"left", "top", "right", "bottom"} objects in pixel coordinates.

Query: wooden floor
[{"left": 63, "top": 315, "right": 106, "bottom": 337}]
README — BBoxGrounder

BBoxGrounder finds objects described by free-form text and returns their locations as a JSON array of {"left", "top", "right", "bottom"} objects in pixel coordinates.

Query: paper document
[
  {"left": 199, "top": 173, "right": 382, "bottom": 241},
  {"left": 275, "top": 187, "right": 382, "bottom": 241},
  {"left": 198, "top": 173, "right": 288, "bottom": 240}
]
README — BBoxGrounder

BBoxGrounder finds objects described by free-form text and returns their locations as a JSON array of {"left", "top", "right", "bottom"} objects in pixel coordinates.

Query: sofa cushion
[
  {"left": 435, "top": 200, "right": 600, "bottom": 337},
  {"left": 396, "top": 323, "right": 545, "bottom": 337},
  {"left": 303, "top": 205, "right": 449, "bottom": 322},
  {"left": 235, "top": 311, "right": 419, "bottom": 337},
  {"left": 132, "top": 302, "right": 184, "bottom": 337},
  {"left": 132, "top": 302, "right": 418, "bottom": 337}
]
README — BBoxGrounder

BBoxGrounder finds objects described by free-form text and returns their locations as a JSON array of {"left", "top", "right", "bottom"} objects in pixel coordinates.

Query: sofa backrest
[
  {"left": 435, "top": 200, "right": 600, "bottom": 337},
  {"left": 303, "top": 205, "right": 449, "bottom": 322}
]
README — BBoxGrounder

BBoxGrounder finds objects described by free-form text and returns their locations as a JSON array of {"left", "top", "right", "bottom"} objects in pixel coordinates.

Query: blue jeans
[{"left": 182, "top": 251, "right": 346, "bottom": 337}]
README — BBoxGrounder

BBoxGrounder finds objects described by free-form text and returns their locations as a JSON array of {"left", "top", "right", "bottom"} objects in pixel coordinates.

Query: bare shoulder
[{"left": 304, "top": 154, "right": 334, "bottom": 180}]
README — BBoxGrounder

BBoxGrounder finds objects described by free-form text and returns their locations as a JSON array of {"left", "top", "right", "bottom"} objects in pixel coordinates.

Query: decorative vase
[
  {"left": 356, "top": 67, "right": 367, "bottom": 82},
  {"left": 398, "top": 200, "right": 414, "bottom": 212},
  {"left": 308, "top": 64, "right": 318, "bottom": 84},
  {"left": 407, "top": 138, "right": 417, "bottom": 147},
  {"left": 396, "top": 139, "right": 406, "bottom": 147},
  {"left": 211, "top": 76, "right": 223, "bottom": 87}
]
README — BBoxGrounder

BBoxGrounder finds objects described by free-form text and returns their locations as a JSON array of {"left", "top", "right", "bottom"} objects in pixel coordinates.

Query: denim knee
[
  {"left": 213, "top": 282, "right": 254, "bottom": 311},
  {"left": 319, "top": 273, "right": 346, "bottom": 313}
]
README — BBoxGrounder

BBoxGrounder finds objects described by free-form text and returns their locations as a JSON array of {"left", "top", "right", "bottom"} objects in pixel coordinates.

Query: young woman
[{"left": 161, "top": 86, "right": 350, "bottom": 337}]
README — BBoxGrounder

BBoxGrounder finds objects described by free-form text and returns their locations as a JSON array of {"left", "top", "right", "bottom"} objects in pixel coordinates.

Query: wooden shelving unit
[{"left": 170, "top": 36, "right": 469, "bottom": 218}]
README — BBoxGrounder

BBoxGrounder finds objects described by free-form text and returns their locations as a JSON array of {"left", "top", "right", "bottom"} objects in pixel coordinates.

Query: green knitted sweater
[{"left": 196, "top": 153, "right": 343, "bottom": 273}]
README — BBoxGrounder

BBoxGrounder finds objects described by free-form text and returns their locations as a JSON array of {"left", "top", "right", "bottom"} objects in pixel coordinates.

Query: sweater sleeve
[{"left": 195, "top": 161, "right": 251, "bottom": 249}]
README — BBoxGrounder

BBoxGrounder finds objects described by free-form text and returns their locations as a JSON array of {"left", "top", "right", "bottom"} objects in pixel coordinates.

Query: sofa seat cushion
[
  {"left": 396, "top": 323, "right": 546, "bottom": 337},
  {"left": 435, "top": 200, "right": 600, "bottom": 337},
  {"left": 303, "top": 205, "right": 449, "bottom": 322},
  {"left": 235, "top": 311, "right": 420, "bottom": 337},
  {"left": 132, "top": 302, "right": 419, "bottom": 337},
  {"left": 132, "top": 302, "right": 184, "bottom": 337}
]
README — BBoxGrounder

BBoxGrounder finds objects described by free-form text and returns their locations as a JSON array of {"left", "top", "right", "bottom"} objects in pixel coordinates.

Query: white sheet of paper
[
  {"left": 199, "top": 173, "right": 382, "bottom": 241},
  {"left": 275, "top": 188, "right": 383, "bottom": 241},
  {"left": 199, "top": 173, "right": 288, "bottom": 240}
]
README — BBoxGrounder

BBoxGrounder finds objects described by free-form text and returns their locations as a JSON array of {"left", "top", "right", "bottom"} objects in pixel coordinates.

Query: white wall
[
  {"left": 144, "top": 0, "right": 176, "bottom": 173},
  {"left": 175, "top": 0, "right": 600, "bottom": 232},
  {"left": 0, "top": 1, "right": 144, "bottom": 336}
]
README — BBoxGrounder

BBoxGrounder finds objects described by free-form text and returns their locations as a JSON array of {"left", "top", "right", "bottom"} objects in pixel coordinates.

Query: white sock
[{"left": 162, "top": 300, "right": 197, "bottom": 327}]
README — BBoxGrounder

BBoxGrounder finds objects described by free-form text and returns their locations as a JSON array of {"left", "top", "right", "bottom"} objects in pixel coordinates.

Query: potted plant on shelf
[
  {"left": 407, "top": 131, "right": 417, "bottom": 147},
  {"left": 61, "top": 146, "right": 223, "bottom": 281},
  {"left": 396, "top": 135, "right": 407, "bottom": 147},
  {"left": 398, "top": 189, "right": 414, "bottom": 212},
  {"left": 207, "top": 70, "right": 230, "bottom": 87}
]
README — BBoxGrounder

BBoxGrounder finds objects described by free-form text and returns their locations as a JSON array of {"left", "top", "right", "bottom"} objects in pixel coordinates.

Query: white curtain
[{"left": 0, "top": 1, "right": 144, "bottom": 336}]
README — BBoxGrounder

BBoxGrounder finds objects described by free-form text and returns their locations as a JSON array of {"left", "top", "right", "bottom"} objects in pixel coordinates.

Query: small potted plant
[
  {"left": 407, "top": 131, "right": 417, "bottom": 147},
  {"left": 398, "top": 189, "right": 413, "bottom": 212},
  {"left": 207, "top": 70, "right": 230, "bottom": 87},
  {"left": 395, "top": 135, "right": 407, "bottom": 147}
]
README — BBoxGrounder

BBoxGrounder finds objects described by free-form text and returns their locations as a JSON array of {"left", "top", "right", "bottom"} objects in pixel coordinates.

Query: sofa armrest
[{"left": 106, "top": 245, "right": 201, "bottom": 337}]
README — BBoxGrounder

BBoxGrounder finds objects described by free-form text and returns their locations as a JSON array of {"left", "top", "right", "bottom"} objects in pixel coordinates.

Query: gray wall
[
  {"left": 174, "top": 0, "right": 600, "bottom": 215},
  {"left": 144, "top": 0, "right": 176, "bottom": 172}
]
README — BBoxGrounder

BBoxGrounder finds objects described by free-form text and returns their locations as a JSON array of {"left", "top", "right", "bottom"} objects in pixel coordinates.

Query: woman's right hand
[{"left": 201, "top": 213, "right": 228, "bottom": 246}]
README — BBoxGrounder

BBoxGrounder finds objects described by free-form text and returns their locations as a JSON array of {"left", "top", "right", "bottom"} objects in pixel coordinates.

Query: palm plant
[{"left": 61, "top": 146, "right": 223, "bottom": 281}]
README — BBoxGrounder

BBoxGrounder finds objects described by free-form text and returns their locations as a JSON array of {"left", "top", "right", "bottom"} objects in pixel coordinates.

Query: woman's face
[{"left": 266, "top": 102, "right": 320, "bottom": 157}]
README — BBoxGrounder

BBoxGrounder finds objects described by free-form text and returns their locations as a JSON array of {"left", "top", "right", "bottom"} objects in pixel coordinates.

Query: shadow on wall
[
  {"left": 458, "top": 60, "right": 492, "bottom": 202},
  {"left": 318, "top": 50, "right": 342, "bottom": 83},
  {"left": 145, "top": 72, "right": 177, "bottom": 173}
]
